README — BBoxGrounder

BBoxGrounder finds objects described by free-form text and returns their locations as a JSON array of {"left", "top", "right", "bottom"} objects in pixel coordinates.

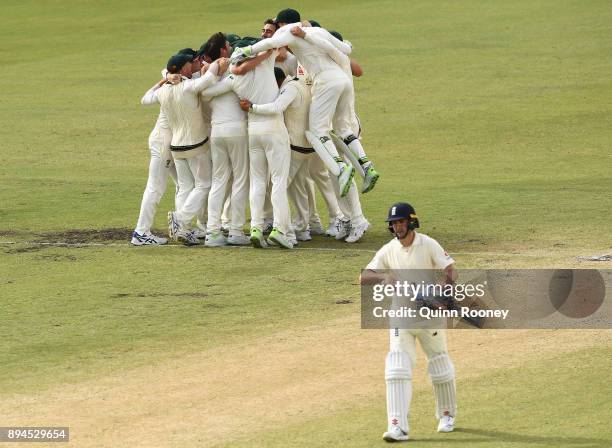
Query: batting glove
[{"left": 230, "top": 46, "right": 253, "bottom": 64}]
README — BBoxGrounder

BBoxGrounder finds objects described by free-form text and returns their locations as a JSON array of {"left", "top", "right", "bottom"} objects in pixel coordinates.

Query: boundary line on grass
[{"left": 0, "top": 240, "right": 568, "bottom": 257}]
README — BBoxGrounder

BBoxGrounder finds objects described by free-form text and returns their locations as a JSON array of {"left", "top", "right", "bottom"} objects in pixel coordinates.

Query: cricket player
[
  {"left": 361, "top": 203, "right": 457, "bottom": 442},
  {"left": 131, "top": 76, "right": 179, "bottom": 246},
  {"left": 144, "top": 53, "right": 226, "bottom": 245},
  {"left": 240, "top": 67, "right": 321, "bottom": 241},
  {"left": 200, "top": 33, "right": 250, "bottom": 247},
  {"left": 231, "top": 8, "right": 360, "bottom": 198},
  {"left": 204, "top": 42, "right": 294, "bottom": 248},
  {"left": 164, "top": 48, "right": 213, "bottom": 240},
  {"left": 290, "top": 25, "right": 379, "bottom": 194}
]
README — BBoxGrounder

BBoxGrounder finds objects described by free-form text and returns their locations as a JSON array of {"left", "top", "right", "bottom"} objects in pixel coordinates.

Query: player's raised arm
[
  {"left": 140, "top": 79, "right": 166, "bottom": 105},
  {"left": 201, "top": 75, "right": 234, "bottom": 101},
  {"left": 230, "top": 29, "right": 292, "bottom": 63},
  {"left": 301, "top": 29, "right": 350, "bottom": 69},
  {"left": 326, "top": 30, "right": 352, "bottom": 55},
  {"left": 187, "top": 58, "right": 227, "bottom": 94},
  {"left": 231, "top": 49, "right": 273, "bottom": 75}
]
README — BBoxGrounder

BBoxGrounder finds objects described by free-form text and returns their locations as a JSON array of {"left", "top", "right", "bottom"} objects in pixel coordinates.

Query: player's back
[
  {"left": 278, "top": 24, "right": 342, "bottom": 76},
  {"left": 157, "top": 80, "right": 207, "bottom": 147}
]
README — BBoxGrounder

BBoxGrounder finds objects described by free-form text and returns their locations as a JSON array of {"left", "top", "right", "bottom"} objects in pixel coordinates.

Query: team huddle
[{"left": 131, "top": 8, "right": 379, "bottom": 249}]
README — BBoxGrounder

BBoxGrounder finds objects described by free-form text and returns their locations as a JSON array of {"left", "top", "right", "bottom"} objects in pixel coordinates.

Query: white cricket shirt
[
  {"left": 366, "top": 232, "right": 455, "bottom": 271},
  {"left": 250, "top": 24, "right": 351, "bottom": 78}
]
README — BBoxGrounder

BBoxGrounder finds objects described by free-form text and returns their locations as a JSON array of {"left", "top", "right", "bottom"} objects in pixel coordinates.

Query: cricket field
[{"left": 1, "top": 0, "right": 611, "bottom": 446}]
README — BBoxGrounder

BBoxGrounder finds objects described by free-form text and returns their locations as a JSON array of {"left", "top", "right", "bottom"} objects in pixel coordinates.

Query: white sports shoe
[
  {"left": 227, "top": 233, "right": 250, "bottom": 246},
  {"left": 205, "top": 232, "right": 227, "bottom": 247},
  {"left": 194, "top": 228, "right": 207, "bottom": 239},
  {"left": 268, "top": 228, "right": 294, "bottom": 249},
  {"left": 296, "top": 230, "right": 312, "bottom": 241},
  {"left": 131, "top": 232, "right": 168, "bottom": 246},
  {"left": 345, "top": 220, "right": 369, "bottom": 243},
  {"left": 437, "top": 414, "right": 455, "bottom": 433},
  {"left": 309, "top": 220, "right": 325, "bottom": 235},
  {"left": 325, "top": 220, "right": 339, "bottom": 237},
  {"left": 382, "top": 426, "right": 409, "bottom": 442},
  {"left": 334, "top": 218, "right": 351, "bottom": 240},
  {"left": 176, "top": 229, "right": 200, "bottom": 246}
]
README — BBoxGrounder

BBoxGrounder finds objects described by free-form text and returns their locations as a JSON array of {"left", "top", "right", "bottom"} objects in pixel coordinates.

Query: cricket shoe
[
  {"left": 334, "top": 218, "right": 351, "bottom": 240},
  {"left": 176, "top": 229, "right": 200, "bottom": 246},
  {"left": 325, "top": 220, "right": 339, "bottom": 237},
  {"left": 437, "top": 414, "right": 455, "bottom": 433},
  {"left": 131, "top": 231, "right": 168, "bottom": 246},
  {"left": 167, "top": 211, "right": 180, "bottom": 240},
  {"left": 296, "top": 230, "right": 312, "bottom": 242},
  {"left": 227, "top": 233, "right": 250, "bottom": 246},
  {"left": 268, "top": 228, "right": 294, "bottom": 249},
  {"left": 361, "top": 162, "right": 380, "bottom": 194},
  {"left": 267, "top": 235, "right": 297, "bottom": 247},
  {"left": 345, "top": 220, "right": 369, "bottom": 243},
  {"left": 250, "top": 228, "right": 268, "bottom": 248},
  {"left": 382, "top": 426, "right": 409, "bottom": 442},
  {"left": 309, "top": 220, "right": 325, "bottom": 235},
  {"left": 204, "top": 232, "right": 227, "bottom": 247},
  {"left": 338, "top": 162, "right": 355, "bottom": 197}
]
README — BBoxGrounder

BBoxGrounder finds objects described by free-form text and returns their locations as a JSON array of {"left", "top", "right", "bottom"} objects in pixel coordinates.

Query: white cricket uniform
[
  {"left": 294, "top": 60, "right": 365, "bottom": 225},
  {"left": 305, "top": 32, "right": 366, "bottom": 158},
  {"left": 202, "top": 70, "right": 249, "bottom": 236},
  {"left": 133, "top": 103, "right": 179, "bottom": 235},
  {"left": 249, "top": 25, "right": 352, "bottom": 152},
  {"left": 366, "top": 232, "right": 457, "bottom": 431},
  {"left": 275, "top": 51, "right": 298, "bottom": 77},
  {"left": 144, "top": 67, "right": 218, "bottom": 228},
  {"left": 250, "top": 76, "right": 310, "bottom": 232},
  {"left": 195, "top": 98, "right": 213, "bottom": 228},
  {"left": 227, "top": 52, "right": 292, "bottom": 234}
]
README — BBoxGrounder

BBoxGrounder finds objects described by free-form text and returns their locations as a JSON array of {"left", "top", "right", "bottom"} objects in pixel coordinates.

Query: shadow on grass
[{"left": 412, "top": 427, "right": 610, "bottom": 447}]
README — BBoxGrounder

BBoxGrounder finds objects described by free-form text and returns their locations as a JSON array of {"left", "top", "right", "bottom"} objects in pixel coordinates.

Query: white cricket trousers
[
  {"left": 389, "top": 328, "right": 449, "bottom": 366},
  {"left": 329, "top": 174, "right": 366, "bottom": 225},
  {"left": 208, "top": 135, "right": 249, "bottom": 235},
  {"left": 389, "top": 328, "right": 457, "bottom": 419},
  {"left": 307, "top": 154, "right": 341, "bottom": 223},
  {"left": 248, "top": 132, "right": 291, "bottom": 234},
  {"left": 287, "top": 150, "right": 312, "bottom": 232},
  {"left": 309, "top": 69, "right": 353, "bottom": 139},
  {"left": 174, "top": 151, "right": 212, "bottom": 228},
  {"left": 134, "top": 145, "right": 178, "bottom": 234}
]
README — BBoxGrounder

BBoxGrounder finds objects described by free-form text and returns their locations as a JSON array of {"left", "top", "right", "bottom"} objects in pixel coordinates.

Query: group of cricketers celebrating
[{"left": 131, "top": 8, "right": 380, "bottom": 249}]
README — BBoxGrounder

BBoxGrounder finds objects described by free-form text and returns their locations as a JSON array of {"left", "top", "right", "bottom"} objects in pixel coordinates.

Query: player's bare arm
[{"left": 350, "top": 59, "right": 363, "bottom": 77}]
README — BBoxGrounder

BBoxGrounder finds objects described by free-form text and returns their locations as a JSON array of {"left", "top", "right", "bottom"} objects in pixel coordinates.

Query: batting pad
[
  {"left": 305, "top": 131, "right": 341, "bottom": 176},
  {"left": 428, "top": 353, "right": 457, "bottom": 418},
  {"left": 330, "top": 132, "right": 365, "bottom": 179},
  {"left": 385, "top": 350, "right": 412, "bottom": 432}
]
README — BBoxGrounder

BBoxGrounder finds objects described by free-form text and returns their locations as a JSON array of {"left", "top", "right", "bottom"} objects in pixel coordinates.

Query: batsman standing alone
[{"left": 361, "top": 202, "right": 457, "bottom": 442}]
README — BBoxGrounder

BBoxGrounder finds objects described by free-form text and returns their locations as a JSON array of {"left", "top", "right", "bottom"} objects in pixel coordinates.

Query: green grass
[
  {"left": 0, "top": 244, "right": 365, "bottom": 394},
  {"left": 230, "top": 346, "right": 612, "bottom": 447},
  {"left": 0, "top": 0, "right": 611, "bottom": 445}
]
